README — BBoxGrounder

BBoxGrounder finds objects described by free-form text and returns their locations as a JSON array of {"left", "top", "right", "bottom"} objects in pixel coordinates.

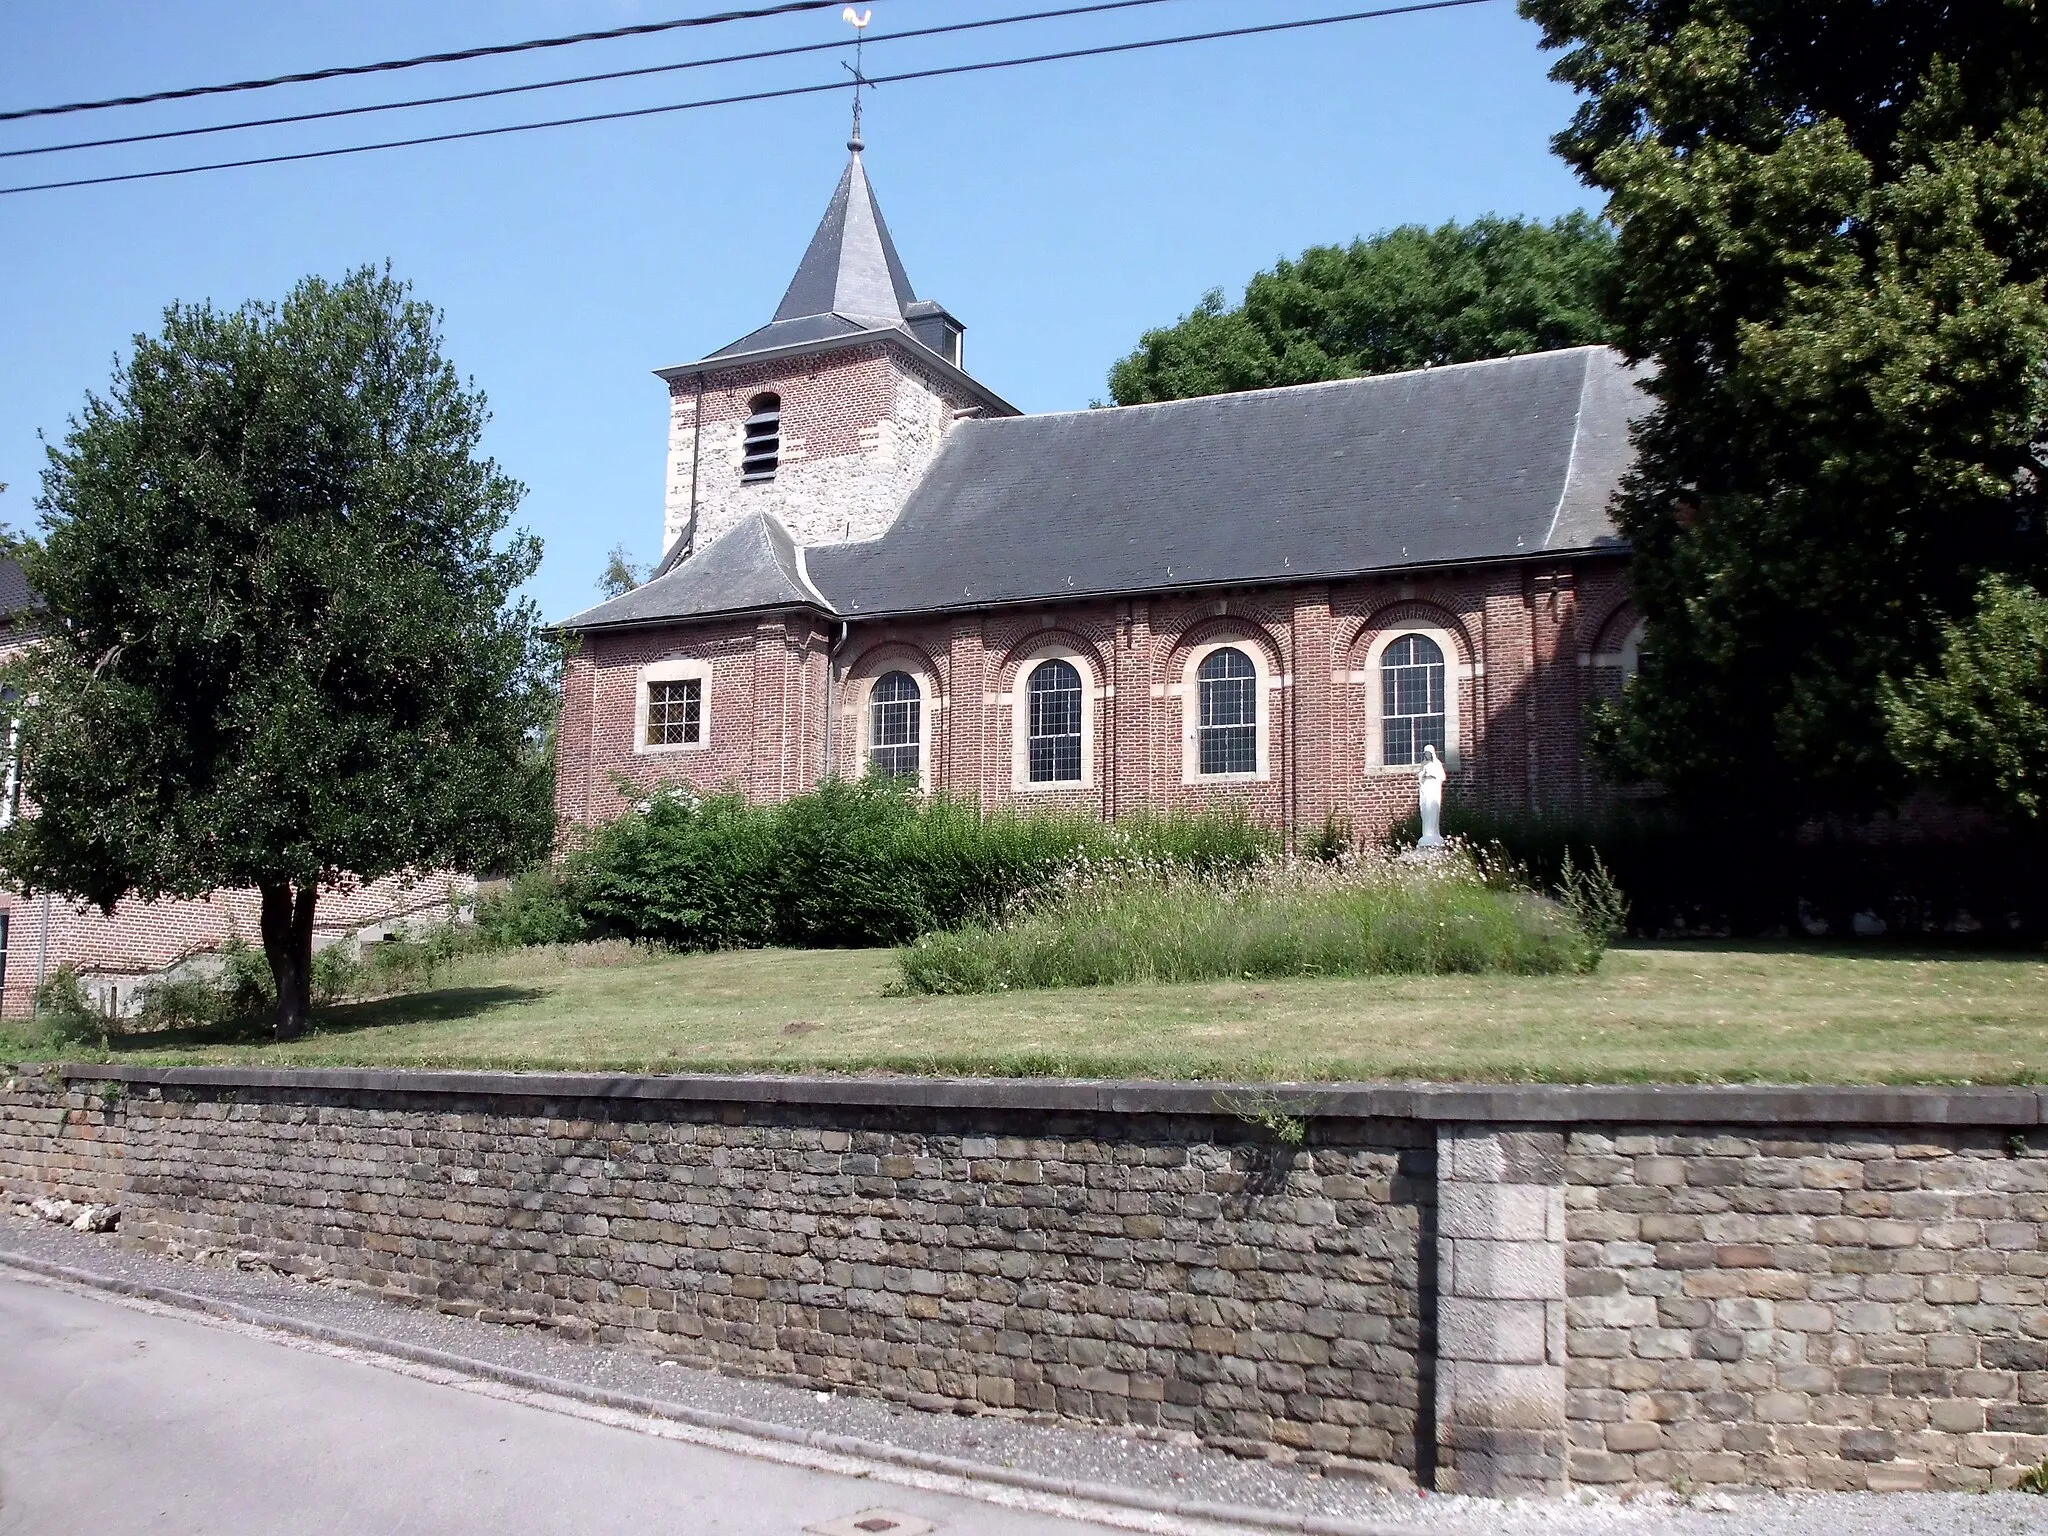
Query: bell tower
[{"left": 653, "top": 140, "right": 1014, "bottom": 570}]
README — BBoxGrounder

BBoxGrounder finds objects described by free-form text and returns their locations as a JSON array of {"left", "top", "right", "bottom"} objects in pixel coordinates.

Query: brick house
[
  {"left": 556, "top": 144, "right": 1648, "bottom": 842},
  {"left": 0, "top": 566, "right": 470, "bottom": 1017}
]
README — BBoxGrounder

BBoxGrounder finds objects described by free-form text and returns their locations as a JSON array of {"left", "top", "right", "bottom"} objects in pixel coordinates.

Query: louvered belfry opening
[{"left": 742, "top": 393, "right": 782, "bottom": 482}]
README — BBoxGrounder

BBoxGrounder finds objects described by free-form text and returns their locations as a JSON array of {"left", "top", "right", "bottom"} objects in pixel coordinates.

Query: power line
[
  {"left": 0, "top": 1, "right": 1499, "bottom": 197},
  {"left": 1, "top": 0, "right": 1193, "bottom": 163},
  {"left": 0, "top": 0, "right": 850, "bottom": 124}
]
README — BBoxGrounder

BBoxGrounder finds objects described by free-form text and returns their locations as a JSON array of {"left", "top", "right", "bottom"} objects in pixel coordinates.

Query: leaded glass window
[
  {"left": 646, "top": 678, "right": 702, "bottom": 747},
  {"left": 1027, "top": 659, "right": 1083, "bottom": 783},
  {"left": 868, "top": 671, "right": 922, "bottom": 780},
  {"left": 1197, "top": 647, "right": 1258, "bottom": 776},
  {"left": 1381, "top": 634, "right": 1446, "bottom": 766}
]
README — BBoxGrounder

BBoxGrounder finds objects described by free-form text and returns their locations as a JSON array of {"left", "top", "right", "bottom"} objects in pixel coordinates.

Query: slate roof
[
  {"left": 809, "top": 345, "right": 1640, "bottom": 619},
  {"left": 561, "top": 511, "right": 821, "bottom": 630},
  {"left": 0, "top": 558, "right": 34, "bottom": 620},
  {"left": 565, "top": 346, "right": 1643, "bottom": 633},
  {"left": 705, "top": 150, "right": 921, "bottom": 363}
]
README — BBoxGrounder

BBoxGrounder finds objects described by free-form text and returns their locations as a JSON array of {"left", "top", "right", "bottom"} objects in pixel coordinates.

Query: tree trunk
[{"left": 258, "top": 879, "right": 318, "bottom": 1041}]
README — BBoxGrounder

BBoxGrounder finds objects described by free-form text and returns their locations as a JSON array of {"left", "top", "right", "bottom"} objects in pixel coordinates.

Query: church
[{"left": 554, "top": 140, "right": 1647, "bottom": 843}]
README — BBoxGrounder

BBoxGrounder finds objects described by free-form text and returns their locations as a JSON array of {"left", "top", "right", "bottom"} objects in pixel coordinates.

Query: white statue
[{"left": 1417, "top": 744, "right": 1447, "bottom": 849}]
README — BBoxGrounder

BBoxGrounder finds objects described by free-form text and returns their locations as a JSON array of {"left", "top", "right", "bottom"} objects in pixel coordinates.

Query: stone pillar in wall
[{"left": 1435, "top": 1126, "right": 1568, "bottom": 1494}]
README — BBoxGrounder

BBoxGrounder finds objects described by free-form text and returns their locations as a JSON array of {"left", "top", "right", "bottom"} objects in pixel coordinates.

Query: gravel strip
[{"left": 3, "top": 1214, "right": 2042, "bottom": 1536}]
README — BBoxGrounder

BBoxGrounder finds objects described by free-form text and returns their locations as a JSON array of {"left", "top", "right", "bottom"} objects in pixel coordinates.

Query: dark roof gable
[{"left": 560, "top": 512, "right": 823, "bottom": 631}]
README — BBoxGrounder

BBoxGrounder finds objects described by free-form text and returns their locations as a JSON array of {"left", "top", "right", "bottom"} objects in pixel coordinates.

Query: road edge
[{"left": 0, "top": 1247, "right": 1425, "bottom": 1536}]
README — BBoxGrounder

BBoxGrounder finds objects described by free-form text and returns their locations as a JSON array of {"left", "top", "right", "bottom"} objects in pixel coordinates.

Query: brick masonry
[
  {"left": 664, "top": 343, "right": 987, "bottom": 558},
  {"left": 0, "top": 874, "right": 473, "bottom": 1020},
  {"left": 557, "top": 562, "right": 1640, "bottom": 842},
  {"left": 4, "top": 1071, "right": 2045, "bottom": 1494}
]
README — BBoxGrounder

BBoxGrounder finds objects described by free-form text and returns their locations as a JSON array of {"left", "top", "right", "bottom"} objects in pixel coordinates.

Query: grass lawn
[{"left": 6, "top": 940, "right": 2044, "bottom": 1084}]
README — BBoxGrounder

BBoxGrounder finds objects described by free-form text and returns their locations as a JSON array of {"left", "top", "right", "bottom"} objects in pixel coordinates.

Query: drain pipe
[{"left": 821, "top": 620, "right": 851, "bottom": 781}]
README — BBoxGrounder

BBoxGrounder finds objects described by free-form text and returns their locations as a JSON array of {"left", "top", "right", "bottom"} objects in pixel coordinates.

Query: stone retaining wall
[
  {"left": 3, "top": 1068, "right": 2045, "bottom": 1495},
  {"left": 1565, "top": 1124, "right": 2048, "bottom": 1492},
  {"left": 1, "top": 1067, "right": 123, "bottom": 1206}
]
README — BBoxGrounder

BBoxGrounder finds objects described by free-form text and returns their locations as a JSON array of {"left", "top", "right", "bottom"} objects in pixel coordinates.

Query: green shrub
[
  {"left": 896, "top": 854, "right": 1599, "bottom": 994},
  {"left": 476, "top": 866, "right": 587, "bottom": 947},
  {"left": 558, "top": 779, "right": 1279, "bottom": 953},
  {"left": 133, "top": 975, "right": 227, "bottom": 1030},
  {"left": 1390, "top": 800, "right": 2048, "bottom": 943},
  {"left": 310, "top": 939, "right": 363, "bottom": 1004},
  {"left": 218, "top": 936, "right": 275, "bottom": 1016},
  {"left": 571, "top": 789, "right": 784, "bottom": 950},
  {"left": 28, "top": 964, "right": 105, "bottom": 1050}
]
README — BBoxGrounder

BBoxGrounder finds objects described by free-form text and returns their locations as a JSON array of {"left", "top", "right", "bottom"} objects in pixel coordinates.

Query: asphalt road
[{"left": 0, "top": 1274, "right": 1131, "bottom": 1536}]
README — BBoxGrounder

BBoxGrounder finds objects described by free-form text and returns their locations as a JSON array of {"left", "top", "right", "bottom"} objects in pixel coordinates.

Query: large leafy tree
[
  {"left": 1885, "top": 576, "right": 2048, "bottom": 821},
  {"left": 1107, "top": 214, "right": 1616, "bottom": 405},
  {"left": 5, "top": 267, "right": 556, "bottom": 1039},
  {"left": 1523, "top": 0, "right": 2048, "bottom": 823}
]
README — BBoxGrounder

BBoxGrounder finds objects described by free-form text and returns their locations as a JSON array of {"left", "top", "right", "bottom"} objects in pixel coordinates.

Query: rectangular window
[{"left": 646, "top": 678, "right": 703, "bottom": 748}]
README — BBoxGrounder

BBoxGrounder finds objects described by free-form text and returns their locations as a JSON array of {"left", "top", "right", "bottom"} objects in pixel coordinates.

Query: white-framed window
[
  {"left": 867, "top": 670, "right": 923, "bottom": 781},
  {"left": 1585, "top": 616, "right": 1649, "bottom": 683},
  {"left": 1008, "top": 643, "right": 1097, "bottom": 791},
  {"left": 1178, "top": 638, "right": 1272, "bottom": 783},
  {"left": 0, "top": 694, "right": 20, "bottom": 830},
  {"left": 1619, "top": 618, "right": 1648, "bottom": 683},
  {"left": 1362, "top": 626, "right": 1465, "bottom": 774},
  {"left": 634, "top": 658, "right": 713, "bottom": 755},
  {"left": 742, "top": 392, "right": 781, "bottom": 482}
]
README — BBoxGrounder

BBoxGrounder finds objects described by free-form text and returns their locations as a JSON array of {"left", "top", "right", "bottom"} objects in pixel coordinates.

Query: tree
[
  {"left": 3, "top": 267, "right": 557, "bottom": 1039},
  {"left": 1885, "top": 577, "right": 2048, "bottom": 822},
  {"left": 1107, "top": 214, "right": 1617, "bottom": 405},
  {"left": 1524, "top": 0, "right": 2048, "bottom": 824},
  {"left": 597, "top": 543, "right": 644, "bottom": 599}
]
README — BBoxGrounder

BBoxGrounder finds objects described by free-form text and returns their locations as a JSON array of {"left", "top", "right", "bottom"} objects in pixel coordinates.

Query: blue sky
[{"left": 0, "top": 0, "right": 1595, "bottom": 622}]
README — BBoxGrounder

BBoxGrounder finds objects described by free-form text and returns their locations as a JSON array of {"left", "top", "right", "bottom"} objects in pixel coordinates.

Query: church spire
[{"left": 769, "top": 143, "right": 917, "bottom": 328}]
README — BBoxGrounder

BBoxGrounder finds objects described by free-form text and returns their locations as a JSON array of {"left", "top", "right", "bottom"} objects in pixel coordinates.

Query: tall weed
[{"left": 897, "top": 851, "right": 1599, "bottom": 995}]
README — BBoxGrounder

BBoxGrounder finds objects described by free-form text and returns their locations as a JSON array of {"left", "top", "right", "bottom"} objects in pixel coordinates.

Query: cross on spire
[{"left": 842, "top": 7, "right": 873, "bottom": 151}]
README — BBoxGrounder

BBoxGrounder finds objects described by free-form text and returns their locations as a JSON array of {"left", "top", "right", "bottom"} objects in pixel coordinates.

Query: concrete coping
[{"left": 33, "top": 1064, "right": 2048, "bottom": 1127}]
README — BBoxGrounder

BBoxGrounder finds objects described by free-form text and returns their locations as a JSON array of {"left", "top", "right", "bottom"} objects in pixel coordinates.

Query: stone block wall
[
  {"left": 1565, "top": 1124, "right": 2048, "bottom": 1492},
  {"left": 1435, "top": 1127, "right": 1568, "bottom": 1495},
  {"left": 0, "top": 1067, "right": 122, "bottom": 1206},
  {"left": 3, "top": 1072, "right": 2045, "bottom": 1494},
  {"left": 109, "top": 1079, "right": 1432, "bottom": 1481}
]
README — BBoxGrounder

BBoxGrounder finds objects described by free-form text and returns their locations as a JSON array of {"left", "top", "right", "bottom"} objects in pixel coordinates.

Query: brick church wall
[{"left": 560, "top": 553, "right": 1636, "bottom": 843}]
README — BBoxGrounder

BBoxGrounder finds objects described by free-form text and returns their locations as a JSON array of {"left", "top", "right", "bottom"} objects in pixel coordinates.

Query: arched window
[
  {"left": 1620, "top": 619, "right": 1649, "bottom": 683},
  {"left": 1197, "top": 647, "right": 1258, "bottom": 776},
  {"left": 742, "top": 393, "right": 781, "bottom": 482},
  {"left": 867, "top": 671, "right": 921, "bottom": 780},
  {"left": 1027, "top": 659, "right": 1083, "bottom": 783},
  {"left": 1381, "top": 634, "right": 1446, "bottom": 766}
]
